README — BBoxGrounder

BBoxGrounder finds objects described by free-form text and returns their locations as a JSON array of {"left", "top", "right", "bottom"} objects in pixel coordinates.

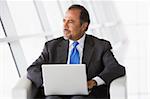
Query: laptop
[{"left": 42, "top": 64, "right": 88, "bottom": 96}]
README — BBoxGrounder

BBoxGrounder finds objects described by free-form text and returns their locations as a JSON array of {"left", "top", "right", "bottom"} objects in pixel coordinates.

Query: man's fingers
[{"left": 87, "top": 80, "right": 97, "bottom": 89}]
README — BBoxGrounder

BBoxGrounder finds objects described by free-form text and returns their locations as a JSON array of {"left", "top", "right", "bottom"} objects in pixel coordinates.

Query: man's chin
[
  {"left": 63, "top": 35, "right": 71, "bottom": 40},
  {"left": 63, "top": 36, "right": 69, "bottom": 40},
  {"left": 63, "top": 33, "right": 72, "bottom": 40}
]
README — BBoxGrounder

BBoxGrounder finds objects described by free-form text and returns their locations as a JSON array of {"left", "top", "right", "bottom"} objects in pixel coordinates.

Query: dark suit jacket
[{"left": 27, "top": 34, "right": 125, "bottom": 98}]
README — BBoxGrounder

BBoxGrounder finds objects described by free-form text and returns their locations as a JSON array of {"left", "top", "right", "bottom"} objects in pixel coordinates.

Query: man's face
[{"left": 63, "top": 9, "right": 87, "bottom": 41}]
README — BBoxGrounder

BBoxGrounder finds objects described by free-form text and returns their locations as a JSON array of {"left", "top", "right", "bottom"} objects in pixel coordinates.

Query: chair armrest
[
  {"left": 12, "top": 75, "right": 38, "bottom": 99},
  {"left": 110, "top": 76, "right": 127, "bottom": 99}
]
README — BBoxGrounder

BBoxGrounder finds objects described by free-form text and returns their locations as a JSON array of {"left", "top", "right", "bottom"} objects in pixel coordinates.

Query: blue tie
[{"left": 70, "top": 42, "right": 80, "bottom": 64}]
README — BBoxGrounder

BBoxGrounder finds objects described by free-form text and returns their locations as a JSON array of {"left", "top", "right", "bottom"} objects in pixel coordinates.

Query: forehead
[{"left": 64, "top": 9, "right": 81, "bottom": 20}]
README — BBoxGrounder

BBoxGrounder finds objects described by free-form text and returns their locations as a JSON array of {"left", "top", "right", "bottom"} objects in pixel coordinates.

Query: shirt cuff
[{"left": 92, "top": 76, "right": 105, "bottom": 86}]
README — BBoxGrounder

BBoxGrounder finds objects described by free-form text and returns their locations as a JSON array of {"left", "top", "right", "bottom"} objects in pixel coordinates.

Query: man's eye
[
  {"left": 63, "top": 19, "right": 65, "bottom": 22},
  {"left": 69, "top": 21, "right": 73, "bottom": 23}
]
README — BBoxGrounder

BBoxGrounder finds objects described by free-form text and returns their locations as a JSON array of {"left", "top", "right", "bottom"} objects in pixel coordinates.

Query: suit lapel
[
  {"left": 55, "top": 35, "right": 94, "bottom": 65},
  {"left": 82, "top": 35, "right": 94, "bottom": 67},
  {"left": 56, "top": 39, "right": 69, "bottom": 63}
]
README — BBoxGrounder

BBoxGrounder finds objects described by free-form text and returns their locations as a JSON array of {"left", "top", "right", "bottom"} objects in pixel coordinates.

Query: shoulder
[
  {"left": 86, "top": 34, "right": 112, "bottom": 49},
  {"left": 45, "top": 36, "right": 65, "bottom": 46}
]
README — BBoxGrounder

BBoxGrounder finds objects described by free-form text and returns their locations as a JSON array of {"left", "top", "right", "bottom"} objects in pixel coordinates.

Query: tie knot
[{"left": 72, "top": 42, "right": 79, "bottom": 47}]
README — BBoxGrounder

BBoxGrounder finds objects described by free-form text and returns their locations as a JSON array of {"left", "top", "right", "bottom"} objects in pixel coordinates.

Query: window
[
  {"left": 7, "top": 1, "right": 43, "bottom": 36},
  {"left": 20, "top": 37, "right": 46, "bottom": 66},
  {"left": 43, "top": 1, "right": 63, "bottom": 38},
  {"left": 0, "top": 43, "right": 19, "bottom": 98},
  {"left": 0, "top": 20, "right": 5, "bottom": 38},
  {"left": 6, "top": 0, "right": 47, "bottom": 67},
  {"left": 115, "top": 1, "right": 150, "bottom": 98}
]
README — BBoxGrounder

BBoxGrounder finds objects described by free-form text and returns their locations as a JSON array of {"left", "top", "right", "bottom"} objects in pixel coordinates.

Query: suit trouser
[
  {"left": 35, "top": 86, "right": 110, "bottom": 99},
  {"left": 45, "top": 95, "right": 109, "bottom": 99}
]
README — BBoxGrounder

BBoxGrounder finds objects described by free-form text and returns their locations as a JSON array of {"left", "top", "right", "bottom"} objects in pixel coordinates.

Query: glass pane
[
  {"left": 0, "top": 22, "right": 5, "bottom": 38},
  {"left": 116, "top": 1, "right": 150, "bottom": 98},
  {"left": 7, "top": 1, "right": 43, "bottom": 36},
  {"left": 115, "top": 2, "right": 135, "bottom": 24},
  {"left": 58, "top": 0, "right": 73, "bottom": 16},
  {"left": 20, "top": 37, "right": 46, "bottom": 66},
  {"left": 0, "top": 43, "right": 19, "bottom": 99},
  {"left": 43, "top": 1, "right": 63, "bottom": 38},
  {"left": 148, "top": 25, "right": 150, "bottom": 95}
]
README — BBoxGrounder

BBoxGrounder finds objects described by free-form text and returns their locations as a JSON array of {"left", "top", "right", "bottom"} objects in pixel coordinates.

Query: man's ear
[{"left": 81, "top": 22, "right": 88, "bottom": 31}]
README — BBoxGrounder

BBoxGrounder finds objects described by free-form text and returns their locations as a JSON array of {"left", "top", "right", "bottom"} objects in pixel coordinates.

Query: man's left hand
[{"left": 87, "top": 80, "right": 97, "bottom": 90}]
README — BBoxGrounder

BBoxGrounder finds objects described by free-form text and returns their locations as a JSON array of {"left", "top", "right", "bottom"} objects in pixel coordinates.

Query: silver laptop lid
[{"left": 42, "top": 64, "right": 88, "bottom": 95}]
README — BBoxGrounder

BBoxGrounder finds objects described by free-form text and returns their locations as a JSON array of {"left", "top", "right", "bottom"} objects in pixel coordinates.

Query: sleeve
[
  {"left": 99, "top": 41, "right": 126, "bottom": 85},
  {"left": 27, "top": 42, "right": 50, "bottom": 88},
  {"left": 92, "top": 76, "right": 105, "bottom": 86}
]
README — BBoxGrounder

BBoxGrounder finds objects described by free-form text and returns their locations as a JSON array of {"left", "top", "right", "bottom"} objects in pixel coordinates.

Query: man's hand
[{"left": 87, "top": 80, "right": 97, "bottom": 90}]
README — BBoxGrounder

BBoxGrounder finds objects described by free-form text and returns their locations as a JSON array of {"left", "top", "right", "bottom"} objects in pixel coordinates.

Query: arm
[
  {"left": 99, "top": 41, "right": 126, "bottom": 85},
  {"left": 27, "top": 42, "right": 50, "bottom": 88}
]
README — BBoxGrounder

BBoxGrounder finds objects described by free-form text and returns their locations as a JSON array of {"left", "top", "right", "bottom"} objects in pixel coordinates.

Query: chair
[
  {"left": 12, "top": 75, "right": 127, "bottom": 99},
  {"left": 110, "top": 76, "right": 127, "bottom": 99},
  {"left": 12, "top": 75, "right": 38, "bottom": 99}
]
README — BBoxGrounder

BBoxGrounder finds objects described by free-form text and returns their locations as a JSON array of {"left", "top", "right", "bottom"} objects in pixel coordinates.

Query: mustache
[{"left": 64, "top": 29, "right": 69, "bottom": 32}]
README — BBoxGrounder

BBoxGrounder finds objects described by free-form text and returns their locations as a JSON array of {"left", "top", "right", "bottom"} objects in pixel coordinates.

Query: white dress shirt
[{"left": 67, "top": 34, "right": 105, "bottom": 86}]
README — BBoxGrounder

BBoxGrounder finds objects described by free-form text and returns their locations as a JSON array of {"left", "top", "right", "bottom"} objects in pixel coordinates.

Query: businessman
[{"left": 27, "top": 4, "right": 125, "bottom": 99}]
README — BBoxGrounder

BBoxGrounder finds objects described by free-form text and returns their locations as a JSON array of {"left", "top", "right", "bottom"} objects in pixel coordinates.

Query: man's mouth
[
  {"left": 64, "top": 29, "right": 71, "bottom": 35},
  {"left": 64, "top": 29, "right": 69, "bottom": 32}
]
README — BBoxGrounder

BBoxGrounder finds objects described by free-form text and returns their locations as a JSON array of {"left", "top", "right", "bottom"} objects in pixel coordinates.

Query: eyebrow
[{"left": 63, "top": 18, "right": 74, "bottom": 22}]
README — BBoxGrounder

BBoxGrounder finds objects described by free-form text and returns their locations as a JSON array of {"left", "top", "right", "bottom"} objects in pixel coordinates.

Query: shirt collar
[{"left": 69, "top": 34, "right": 86, "bottom": 48}]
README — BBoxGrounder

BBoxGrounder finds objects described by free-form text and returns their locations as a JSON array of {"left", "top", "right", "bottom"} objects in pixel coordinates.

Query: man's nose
[{"left": 63, "top": 21, "right": 68, "bottom": 29}]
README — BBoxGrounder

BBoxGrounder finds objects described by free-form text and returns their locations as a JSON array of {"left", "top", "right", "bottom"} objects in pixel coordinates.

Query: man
[{"left": 27, "top": 4, "right": 125, "bottom": 99}]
